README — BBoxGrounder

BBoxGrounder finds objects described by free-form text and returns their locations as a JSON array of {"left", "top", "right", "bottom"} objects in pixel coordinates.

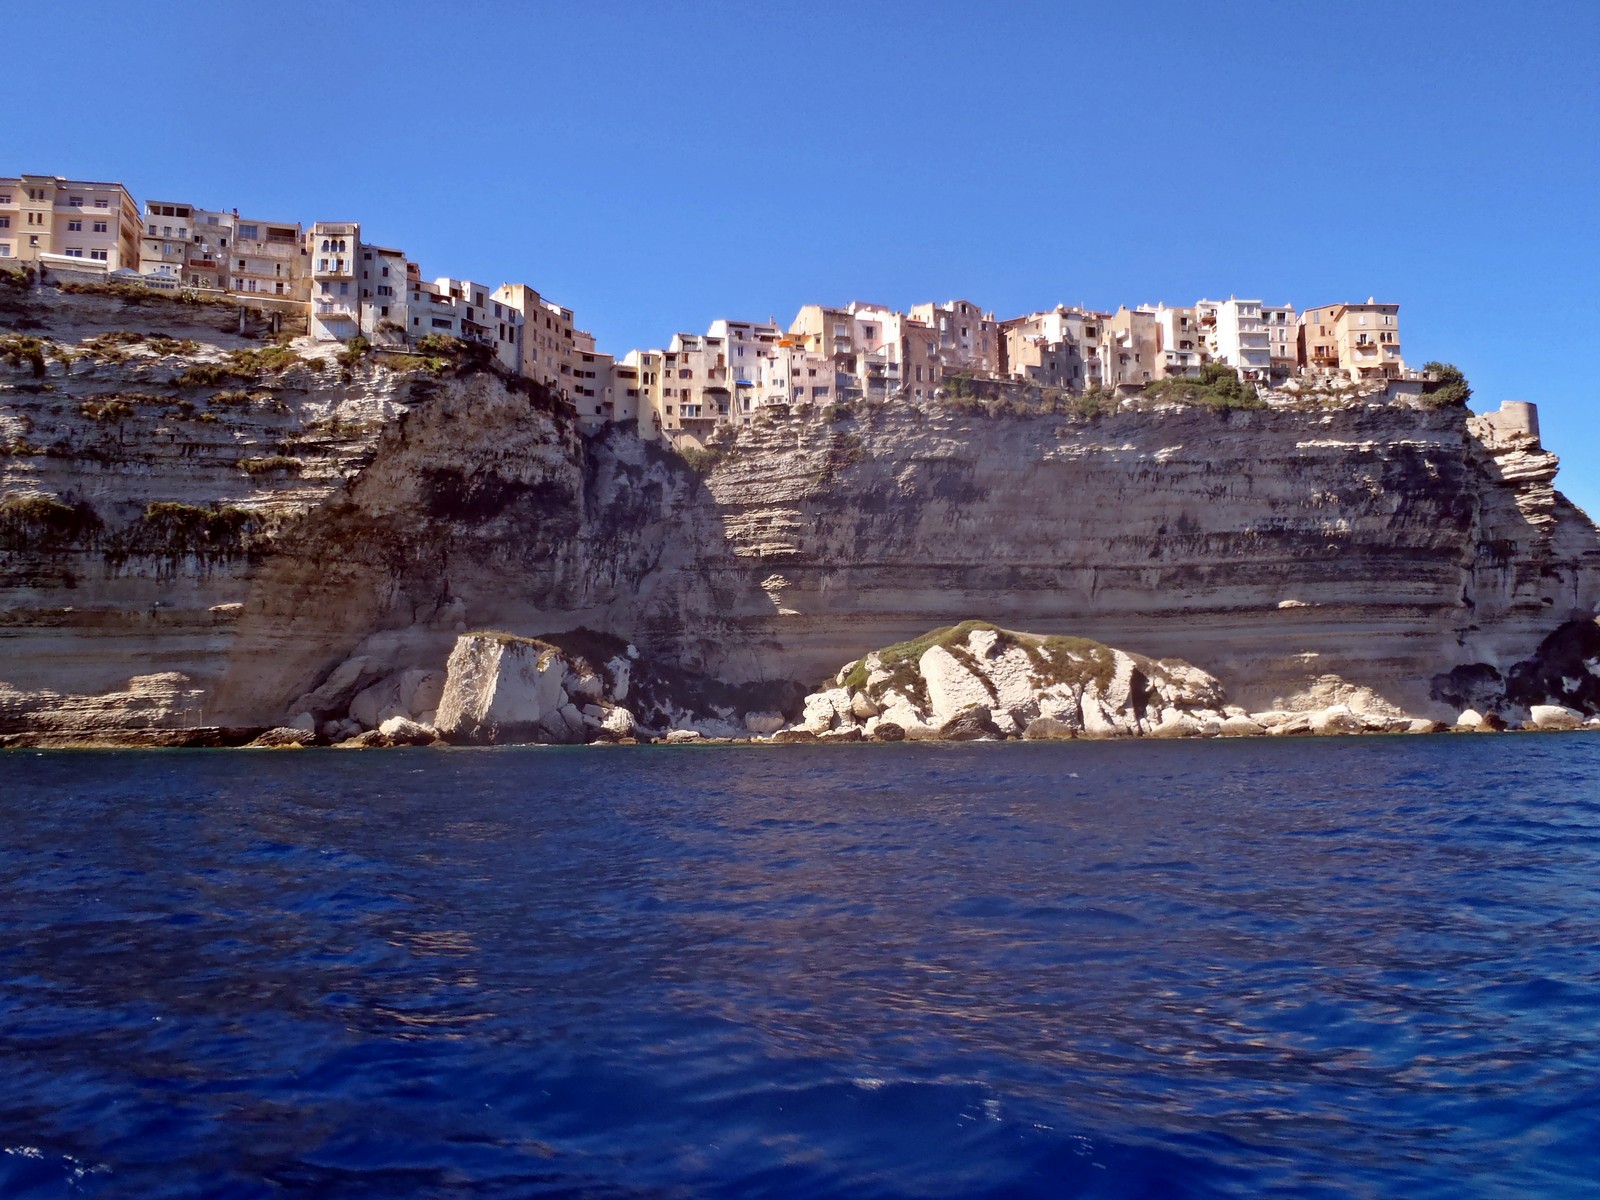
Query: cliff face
[
  {"left": 693, "top": 402, "right": 1600, "bottom": 712},
  {"left": 3, "top": 286, "right": 1598, "bottom": 738}
]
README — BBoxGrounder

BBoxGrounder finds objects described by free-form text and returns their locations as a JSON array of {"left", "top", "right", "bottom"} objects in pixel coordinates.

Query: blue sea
[{"left": 2, "top": 736, "right": 1598, "bottom": 1199}]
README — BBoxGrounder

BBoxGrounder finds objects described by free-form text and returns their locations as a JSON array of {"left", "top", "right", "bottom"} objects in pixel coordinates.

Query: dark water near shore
[{"left": 2, "top": 737, "right": 1599, "bottom": 1199}]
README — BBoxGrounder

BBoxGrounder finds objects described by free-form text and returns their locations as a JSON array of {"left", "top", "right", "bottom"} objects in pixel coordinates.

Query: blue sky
[{"left": 12, "top": 1, "right": 1599, "bottom": 514}]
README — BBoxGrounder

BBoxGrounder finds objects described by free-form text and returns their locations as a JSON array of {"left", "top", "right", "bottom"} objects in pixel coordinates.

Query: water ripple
[{"left": 1, "top": 735, "right": 1598, "bottom": 1197}]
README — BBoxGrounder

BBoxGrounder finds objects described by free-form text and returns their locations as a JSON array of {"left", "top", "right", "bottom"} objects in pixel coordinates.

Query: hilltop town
[
  {"left": 3, "top": 170, "right": 1596, "bottom": 749},
  {"left": 5, "top": 172, "right": 1430, "bottom": 448}
]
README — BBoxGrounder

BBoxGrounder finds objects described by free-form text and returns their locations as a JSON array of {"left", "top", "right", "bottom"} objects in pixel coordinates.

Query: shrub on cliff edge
[
  {"left": 1142, "top": 363, "right": 1264, "bottom": 410},
  {"left": 1421, "top": 362, "right": 1471, "bottom": 407}
]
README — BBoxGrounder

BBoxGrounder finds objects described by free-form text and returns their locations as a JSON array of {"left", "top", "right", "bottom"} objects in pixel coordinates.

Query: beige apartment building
[
  {"left": 1298, "top": 301, "right": 1404, "bottom": 381},
  {"left": 659, "top": 332, "right": 726, "bottom": 444},
  {"left": 846, "top": 303, "right": 940, "bottom": 403},
  {"left": 762, "top": 337, "right": 836, "bottom": 409},
  {"left": 494, "top": 283, "right": 576, "bottom": 393},
  {"left": 229, "top": 214, "right": 308, "bottom": 300},
  {"left": 139, "top": 200, "right": 235, "bottom": 289},
  {"left": 1332, "top": 301, "right": 1403, "bottom": 381},
  {"left": 622, "top": 349, "right": 667, "bottom": 439},
  {"left": 612, "top": 360, "right": 643, "bottom": 427},
  {"left": 0, "top": 175, "right": 140, "bottom": 270},
  {"left": 1144, "top": 304, "right": 1206, "bottom": 379},
  {"left": 1103, "top": 307, "right": 1160, "bottom": 388},
  {"left": 788, "top": 304, "right": 858, "bottom": 401},
  {"left": 569, "top": 330, "right": 615, "bottom": 427},
  {"left": 908, "top": 299, "right": 998, "bottom": 376},
  {"left": 997, "top": 306, "right": 1110, "bottom": 393}
]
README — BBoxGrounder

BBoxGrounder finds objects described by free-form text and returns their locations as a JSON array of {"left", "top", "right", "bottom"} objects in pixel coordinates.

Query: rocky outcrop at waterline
[
  {"left": 775, "top": 622, "right": 1461, "bottom": 743},
  {"left": 3, "top": 283, "right": 1600, "bottom": 745}
]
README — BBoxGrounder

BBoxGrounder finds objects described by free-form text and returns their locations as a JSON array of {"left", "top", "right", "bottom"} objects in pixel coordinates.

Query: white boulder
[
  {"left": 434, "top": 634, "right": 568, "bottom": 744},
  {"left": 744, "top": 711, "right": 785, "bottom": 735},
  {"left": 1529, "top": 704, "right": 1584, "bottom": 731},
  {"left": 800, "top": 687, "right": 850, "bottom": 733},
  {"left": 602, "top": 707, "right": 637, "bottom": 738},
  {"left": 919, "top": 645, "right": 994, "bottom": 722}
]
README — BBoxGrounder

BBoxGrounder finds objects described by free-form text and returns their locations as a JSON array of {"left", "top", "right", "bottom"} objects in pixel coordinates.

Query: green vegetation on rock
[
  {"left": 844, "top": 621, "right": 1131, "bottom": 702},
  {"left": 0, "top": 334, "right": 49, "bottom": 376},
  {"left": 237, "top": 455, "right": 303, "bottom": 476},
  {"left": 1421, "top": 361, "right": 1471, "bottom": 408},
  {"left": 78, "top": 398, "right": 135, "bottom": 423},
  {"left": 103, "top": 502, "right": 259, "bottom": 566},
  {"left": 0, "top": 495, "right": 103, "bottom": 552},
  {"left": 1142, "top": 363, "right": 1264, "bottom": 410}
]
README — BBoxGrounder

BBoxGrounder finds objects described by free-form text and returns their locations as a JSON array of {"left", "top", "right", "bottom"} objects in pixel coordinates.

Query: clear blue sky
[{"left": 12, "top": 1, "right": 1599, "bottom": 515}]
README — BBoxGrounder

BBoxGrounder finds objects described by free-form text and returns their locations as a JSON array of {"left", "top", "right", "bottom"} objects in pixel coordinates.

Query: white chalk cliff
[{"left": 3, "top": 283, "right": 1599, "bottom": 744}]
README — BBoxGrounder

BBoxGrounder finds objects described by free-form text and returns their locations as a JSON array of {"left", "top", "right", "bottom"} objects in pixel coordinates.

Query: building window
[
  {"left": 92, "top": 221, "right": 107, "bottom": 233},
  {"left": 94, "top": 199, "right": 108, "bottom": 208},
  {"left": 0, "top": 245, "right": 9, "bottom": 257},
  {"left": 64, "top": 248, "right": 84, "bottom": 257},
  {"left": 89, "top": 249, "right": 108, "bottom": 261},
  {"left": 0, "top": 218, "right": 8, "bottom": 229},
  {"left": 68, "top": 196, "right": 83, "bottom": 207},
  {"left": 67, "top": 220, "right": 82, "bottom": 232}
]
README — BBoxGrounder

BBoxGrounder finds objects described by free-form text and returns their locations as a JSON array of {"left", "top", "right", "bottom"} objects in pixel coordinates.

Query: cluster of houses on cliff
[{"left": 4, "top": 172, "right": 1419, "bottom": 446}]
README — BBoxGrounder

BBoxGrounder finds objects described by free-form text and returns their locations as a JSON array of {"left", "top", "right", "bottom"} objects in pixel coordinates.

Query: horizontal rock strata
[{"left": 3, "top": 285, "right": 1600, "bottom": 741}]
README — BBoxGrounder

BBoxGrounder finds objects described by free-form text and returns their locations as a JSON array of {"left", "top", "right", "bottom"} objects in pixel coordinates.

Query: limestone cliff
[
  {"left": 693, "top": 399, "right": 1600, "bottom": 714},
  {"left": 2, "top": 284, "right": 1598, "bottom": 742}
]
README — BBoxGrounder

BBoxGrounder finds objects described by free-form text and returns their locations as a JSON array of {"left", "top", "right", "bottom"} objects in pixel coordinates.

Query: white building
[
  {"left": 708, "top": 318, "right": 783, "bottom": 422},
  {"left": 1261, "top": 303, "right": 1298, "bottom": 375},
  {"left": 358, "top": 244, "right": 409, "bottom": 344},
  {"left": 1199, "top": 298, "right": 1272, "bottom": 381},
  {"left": 308, "top": 221, "right": 361, "bottom": 340}
]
